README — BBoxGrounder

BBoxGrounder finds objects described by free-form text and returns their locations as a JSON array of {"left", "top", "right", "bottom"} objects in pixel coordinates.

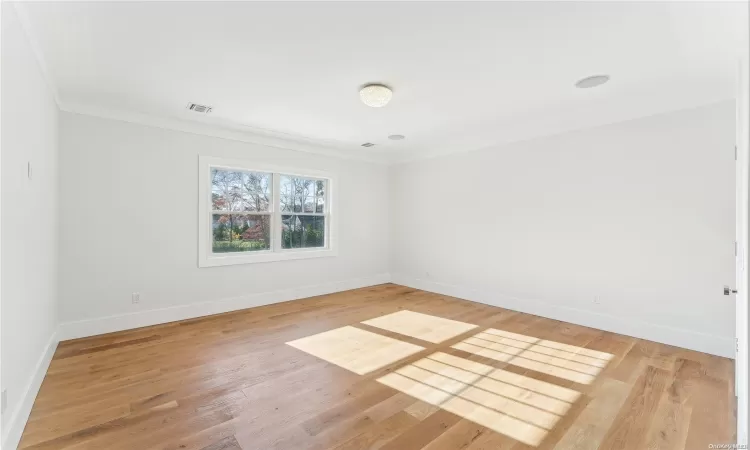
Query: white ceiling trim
[
  {"left": 60, "top": 96, "right": 736, "bottom": 167},
  {"left": 11, "top": 2, "right": 61, "bottom": 108},
  {"left": 58, "top": 101, "right": 389, "bottom": 165},
  {"left": 391, "top": 97, "right": 738, "bottom": 166}
]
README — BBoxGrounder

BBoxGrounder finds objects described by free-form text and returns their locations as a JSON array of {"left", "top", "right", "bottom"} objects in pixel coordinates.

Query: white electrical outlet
[
  {"left": 132, "top": 292, "right": 140, "bottom": 304},
  {"left": 593, "top": 295, "right": 601, "bottom": 305},
  {"left": 2, "top": 389, "right": 7, "bottom": 415}
]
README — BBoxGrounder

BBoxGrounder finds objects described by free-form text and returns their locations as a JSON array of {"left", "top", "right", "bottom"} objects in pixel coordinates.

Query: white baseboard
[
  {"left": 57, "top": 273, "right": 391, "bottom": 341},
  {"left": 1, "top": 331, "right": 59, "bottom": 450},
  {"left": 391, "top": 274, "right": 735, "bottom": 358},
  {"left": 57, "top": 271, "right": 736, "bottom": 357}
]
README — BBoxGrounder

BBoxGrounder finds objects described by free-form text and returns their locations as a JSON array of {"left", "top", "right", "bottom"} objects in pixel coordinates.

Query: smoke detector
[{"left": 186, "top": 103, "right": 213, "bottom": 114}]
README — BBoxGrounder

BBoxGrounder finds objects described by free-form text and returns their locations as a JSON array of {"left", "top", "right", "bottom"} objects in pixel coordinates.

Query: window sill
[{"left": 199, "top": 248, "right": 337, "bottom": 268}]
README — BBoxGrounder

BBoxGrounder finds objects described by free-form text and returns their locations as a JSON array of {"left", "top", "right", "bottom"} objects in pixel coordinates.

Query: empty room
[{"left": 1, "top": 1, "right": 749, "bottom": 449}]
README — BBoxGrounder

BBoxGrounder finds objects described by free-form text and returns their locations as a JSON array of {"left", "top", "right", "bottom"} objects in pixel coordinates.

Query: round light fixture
[
  {"left": 388, "top": 134, "right": 405, "bottom": 140},
  {"left": 575, "top": 75, "right": 610, "bottom": 89},
  {"left": 360, "top": 84, "right": 393, "bottom": 107}
]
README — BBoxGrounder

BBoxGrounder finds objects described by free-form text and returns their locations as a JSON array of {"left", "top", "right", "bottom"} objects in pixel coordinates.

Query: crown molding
[
  {"left": 388, "top": 97, "right": 737, "bottom": 166},
  {"left": 59, "top": 101, "right": 390, "bottom": 165},
  {"left": 11, "top": 2, "right": 62, "bottom": 108}
]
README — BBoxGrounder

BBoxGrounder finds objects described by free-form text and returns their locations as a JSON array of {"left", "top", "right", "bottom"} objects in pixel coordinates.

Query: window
[{"left": 198, "top": 156, "right": 335, "bottom": 267}]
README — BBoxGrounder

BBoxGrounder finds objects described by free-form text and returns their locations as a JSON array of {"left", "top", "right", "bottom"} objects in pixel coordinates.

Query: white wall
[
  {"left": 1, "top": 4, "right": 60, "bottom": 448},
  {"left": 57, "top": 113, "right": 389, "bottom": 332},
  {"left": 390, "top": 101, "right": 736, "bottom": 357}
]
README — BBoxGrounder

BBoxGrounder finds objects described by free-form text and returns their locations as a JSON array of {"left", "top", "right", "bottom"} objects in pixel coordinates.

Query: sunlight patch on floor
[
  {"left": 452, "top": 329, "right": 614, "bottom": 385},
  {"left": 362, "top": 310, "right": 478, "bottom": 343},
  {"left": 377, "top": 351, "right": 582, "bottom": 446},
  {"left": 285, "top": 326, "right": 424, "bottom": 375},
  {"left": 285, "top": 317, "right": 615, "bottom": 446}
]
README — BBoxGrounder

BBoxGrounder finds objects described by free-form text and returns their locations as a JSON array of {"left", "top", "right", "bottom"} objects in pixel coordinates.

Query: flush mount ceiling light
[
  {"left": 388, "top": 134, "right": 405, "bottom": 140},
  {"left": 360, "top": 84, "right": 393, "bottom": 107},
  {"left": 575, "top": 75, "right": 610, "bottom": 89}
]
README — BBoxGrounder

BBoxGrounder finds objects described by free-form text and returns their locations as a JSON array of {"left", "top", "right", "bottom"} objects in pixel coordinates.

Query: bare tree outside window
[
  {"left": 280, "top": 175, "right": 326, "bottom": 249},
  {"left": 211, "top": 168, "right": 271, "bottom": 252}
]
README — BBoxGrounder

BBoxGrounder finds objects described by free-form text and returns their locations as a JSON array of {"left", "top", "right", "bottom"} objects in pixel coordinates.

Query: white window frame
[{"left": 198, "top": 155, "right": 337, "bottom": 267}]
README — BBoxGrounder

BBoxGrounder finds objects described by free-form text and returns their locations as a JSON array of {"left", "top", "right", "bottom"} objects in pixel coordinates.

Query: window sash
[
  {"left": 274, "top": 173, "right": 329, "bottom": 252},
  {"left": 209, "top": 169, "right": 330, "bottom": 256}
]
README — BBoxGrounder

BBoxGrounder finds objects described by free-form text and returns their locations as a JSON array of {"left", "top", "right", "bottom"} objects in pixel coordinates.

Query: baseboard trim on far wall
[
  {"left": 1, "top": 331, "right": 59, "bottom": 450},
  {"left": 57, "top": 273, "right": 392, "bottom": 341},
  {"left": 391, "top": 274, "right": 736, "bottom": 359},
  {"left": 56, "top": 272, "right": 735, "bottom": 358}
]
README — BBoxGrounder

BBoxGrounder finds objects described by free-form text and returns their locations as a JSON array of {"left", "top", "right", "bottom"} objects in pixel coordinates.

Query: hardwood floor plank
[
  {"left": 198, "top": 435, "right": 243, "bottom": 450},
  {"left": 598, "top": 365, "right": 672, "bottom": 449},
  {"left": 419, "top": 420, "right": 501, "bottom": 450},
  {"left": 682, "top": 360, "right": 733, "bottom": 450},
  {"left": 326, "top": 411, "right": 418, "bottom": 450},
  {"left": 378, "top": 410, "right": 462, "bottom": 450},
  {"left": 404, "top": 401, "right": 440, "bottom": 421},
  {"left": 551, "top": 378, "right": 632, "bottom": 450},
  {"left": 54, "top": 335, "right": 163, "bottom": 359}
]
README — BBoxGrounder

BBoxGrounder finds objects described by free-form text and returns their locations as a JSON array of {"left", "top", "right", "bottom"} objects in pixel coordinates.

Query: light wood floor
[{"left": 19, "top": 284, "right": 736, "bottom": 449}]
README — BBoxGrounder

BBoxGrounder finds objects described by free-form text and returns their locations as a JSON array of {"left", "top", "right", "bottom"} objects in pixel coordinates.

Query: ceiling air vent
[
  {"left": 186, "top": 103, "right": 212, "bottom": 114},
  {"left": 361, "top": 142, "right": 375, "bottom": 148}
]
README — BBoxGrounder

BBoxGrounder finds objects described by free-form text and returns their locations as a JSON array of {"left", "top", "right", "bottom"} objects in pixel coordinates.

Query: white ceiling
[{"left": 17, "top": 1, "right": 746, "bottom": 164}]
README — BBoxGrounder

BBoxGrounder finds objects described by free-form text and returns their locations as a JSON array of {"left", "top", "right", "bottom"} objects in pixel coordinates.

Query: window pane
[
  {"left": 303, "top": 190, "right": 315, "bottom": 213},
  {"left": 315, "top": 180, "right": 326, "bottom": 212},
  {"left": 281, "top": 215, "right": 325, "bottom": 249},
  {"left": 280, "top": 175, "right": 326, "bottom": 214},
  {"left": 280, "top": 176, "right": 294, "bottom": 212},
  {"left": 212, "top": 214, "right": 270, "bottom": 253},
  {"left": 211, "top": 168, "right": 271, "bottom": 212},
  {"left": 242, "top": 172, "right": 271, "bottom": 212}
]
